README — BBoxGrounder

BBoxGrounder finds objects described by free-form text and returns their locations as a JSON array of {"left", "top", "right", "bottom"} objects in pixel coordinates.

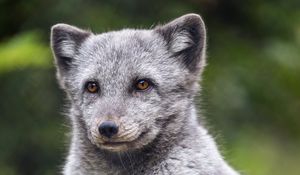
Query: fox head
[{"left": 51, "top": 14, "right": 206, "bottom": 152}]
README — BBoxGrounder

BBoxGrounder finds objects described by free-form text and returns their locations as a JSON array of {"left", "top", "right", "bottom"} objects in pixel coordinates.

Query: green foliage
[
  {"left": 0, "top": 32, "right": 51, "bottom": 73},
  {"left": 0, "top": 0, "right": 299, "bottom": 174}
]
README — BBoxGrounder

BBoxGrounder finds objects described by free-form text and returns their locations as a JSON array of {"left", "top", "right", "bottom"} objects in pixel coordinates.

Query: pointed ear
[
  {"left": 50, "top": 24, "right": 92, "bottom": 74},
  {"left": 155, "top": 14, "right": 206, "bottom": 73}
]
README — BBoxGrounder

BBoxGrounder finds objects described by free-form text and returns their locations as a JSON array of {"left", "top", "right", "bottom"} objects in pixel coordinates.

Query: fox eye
[
  {"left": 135, "top": 79, "right": 151, "bottom": 91},
  {"left": 85, "top": 81, "right": 99, "bottom": 93}
]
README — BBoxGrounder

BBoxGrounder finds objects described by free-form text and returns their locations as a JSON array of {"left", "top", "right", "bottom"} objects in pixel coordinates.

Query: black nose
[{"left": 98, "top": 121, "right": 119, "bottom": 138}]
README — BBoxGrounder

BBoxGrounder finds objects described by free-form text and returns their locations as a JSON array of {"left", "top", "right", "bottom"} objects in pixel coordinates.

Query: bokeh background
[{"left": 0, "top": 0, "right": 299, "bottom": 174}]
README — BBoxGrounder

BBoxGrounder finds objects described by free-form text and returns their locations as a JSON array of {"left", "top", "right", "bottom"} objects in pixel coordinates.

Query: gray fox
[{"left": 51, "top": 13, "right": 239, "bottom": 175}]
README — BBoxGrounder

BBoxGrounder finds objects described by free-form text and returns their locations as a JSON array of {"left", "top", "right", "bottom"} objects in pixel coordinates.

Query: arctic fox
[{"left": 51, "top": 13, "right": 239, "bottom": 175}]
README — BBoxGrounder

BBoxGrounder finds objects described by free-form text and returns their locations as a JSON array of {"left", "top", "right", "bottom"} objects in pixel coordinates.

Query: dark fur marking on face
[{"left": 154, "top": 114, "right": 177, "bottom": 130}]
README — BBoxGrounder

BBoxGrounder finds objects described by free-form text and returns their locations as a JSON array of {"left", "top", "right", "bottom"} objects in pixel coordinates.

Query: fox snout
[{"left": 89, "top": 115, "right": 144, "bottom": 150}]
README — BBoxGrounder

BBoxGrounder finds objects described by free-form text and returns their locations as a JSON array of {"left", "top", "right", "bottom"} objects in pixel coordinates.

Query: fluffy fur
[{"left": 51, "top": 13, "right": 239, "bottom": 175}]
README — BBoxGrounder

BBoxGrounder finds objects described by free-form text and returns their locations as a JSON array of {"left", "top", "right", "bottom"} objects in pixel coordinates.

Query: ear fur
[
  {"left": 155, "top": 13, "right": 206, "bottom": 73},
  {"left": 50, "top": 24, "right": 92, "bottom": 74}
]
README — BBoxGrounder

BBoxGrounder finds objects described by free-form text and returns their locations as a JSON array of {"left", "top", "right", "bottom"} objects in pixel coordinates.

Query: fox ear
[
  {"left": 155, "top": 14, "right": 206, "bottom": 73},
  {"left": 50, "top": 24, "right": 91, "bottom": 74}
]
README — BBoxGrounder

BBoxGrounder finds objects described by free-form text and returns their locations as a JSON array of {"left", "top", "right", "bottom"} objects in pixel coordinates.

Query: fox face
[{"left": 51, "top": 14, "right": 206, "bottom": 152}]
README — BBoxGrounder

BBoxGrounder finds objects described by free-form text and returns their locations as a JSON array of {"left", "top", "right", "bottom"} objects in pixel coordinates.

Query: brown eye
[
  {"left": 86, "top": 81, "right": 99, "bottom": 93},
  {"left": 135, "top": 79, "right": 150, "bottom": 91}
]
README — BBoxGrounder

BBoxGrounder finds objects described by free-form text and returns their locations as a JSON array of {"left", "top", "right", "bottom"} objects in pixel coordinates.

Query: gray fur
[{"left": 50, "top": 14, "right": 239, "bottom": 175}]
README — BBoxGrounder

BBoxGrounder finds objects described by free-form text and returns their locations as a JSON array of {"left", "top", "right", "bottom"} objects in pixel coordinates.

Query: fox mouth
[
  {"left": 100, "top": 130, "right": 148, "bottom": 150},
  {"left": 102, "top": 141, "right": 129, "bottom": 146}
]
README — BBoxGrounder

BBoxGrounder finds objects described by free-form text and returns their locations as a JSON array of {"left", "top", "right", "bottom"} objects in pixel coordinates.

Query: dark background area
[{"left": 0, "top": 0, "right": 299, "bottom": 174}]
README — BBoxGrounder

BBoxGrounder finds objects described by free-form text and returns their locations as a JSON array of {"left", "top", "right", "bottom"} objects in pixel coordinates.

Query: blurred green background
[{"left": 0, "top": 0, "right": 299, "bottom": 174}]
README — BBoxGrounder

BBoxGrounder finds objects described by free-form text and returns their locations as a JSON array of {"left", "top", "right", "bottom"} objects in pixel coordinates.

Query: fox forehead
[
  {"left": 71, "top": 29, "right": 187, "bottom": 86},
  {"left": 77, "top": 29, "right": 166, "bottom": 63}
]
